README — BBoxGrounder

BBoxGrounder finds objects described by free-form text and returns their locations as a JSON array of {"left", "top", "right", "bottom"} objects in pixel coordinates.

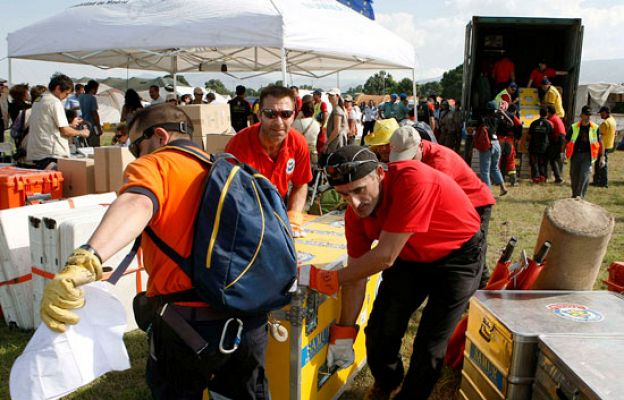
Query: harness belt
[{"left": 160, "top": 304, "right": 210, "bottom": 356}]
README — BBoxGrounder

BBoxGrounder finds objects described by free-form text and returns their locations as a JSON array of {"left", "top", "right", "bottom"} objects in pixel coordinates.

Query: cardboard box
[
  {"left": 183, "top": 104, "right": 231, "bottom": 135},
  {"left": 58, "top": 158, "right": 95, "bottom": 197},
  {"left": 193, "top": 134, "right": 234, "bottom": 154},
  {"left": 94, "top": 146, "right": 134, "bottom": 193}
]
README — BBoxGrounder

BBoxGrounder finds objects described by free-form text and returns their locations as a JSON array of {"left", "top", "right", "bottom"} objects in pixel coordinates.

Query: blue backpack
[{"left": 112, "top": 144, "right": 297, "bottom": 314}]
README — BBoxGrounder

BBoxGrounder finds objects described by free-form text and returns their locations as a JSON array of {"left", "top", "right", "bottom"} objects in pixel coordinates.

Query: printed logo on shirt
[{"left": 286, "top": 158, "right": 295, "bottom": 175}]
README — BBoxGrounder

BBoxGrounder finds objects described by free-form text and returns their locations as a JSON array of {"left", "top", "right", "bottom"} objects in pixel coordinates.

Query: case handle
[{"left": 479, "top": 317, "right": 495, "bottom": 342}]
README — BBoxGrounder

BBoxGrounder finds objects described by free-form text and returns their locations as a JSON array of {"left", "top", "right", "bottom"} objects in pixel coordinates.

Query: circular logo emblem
[
  {"left": 547, "top": 303, "right": 604, "bottom": 323},
  {"left": 286, "top": 158, "right": 295, "bottom": 175}
]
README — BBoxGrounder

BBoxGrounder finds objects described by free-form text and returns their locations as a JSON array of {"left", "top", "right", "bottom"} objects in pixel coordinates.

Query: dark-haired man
[
  {"left": 65, "top": 83, "right": 84, "bottom": 115},
  {"left": 40, "top": 104, "right": 271, "bottom": 399},
  {"left": 300, "top": 145, "right": 482, "bottom": 399},
  {"left": 149, "top": 85, "right": 164, "bottom": 106},
  {"left": 566, "top": 106, "right": 603, "bottom": 198},
  {"left": 225, "top": 86, "right": 312, "bottom": 236},
  {"left": 228, "top": 85, "right": 253, "bottom": 132},
  {"left": 27, "top": 74, "right": 90, "bottom": 169},
  {"left": 79, "top": 79, "right": 102, "bottom": 147}
]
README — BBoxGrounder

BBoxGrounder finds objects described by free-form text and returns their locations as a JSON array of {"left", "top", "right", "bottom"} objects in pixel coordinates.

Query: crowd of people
[{"left": 0, "top": 69, "right": 618, "bottom": 399}]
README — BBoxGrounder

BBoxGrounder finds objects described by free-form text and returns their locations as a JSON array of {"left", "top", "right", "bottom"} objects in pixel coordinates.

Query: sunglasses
[
  {"left": 325, "top": 160, "right": 378, "bottom": 182},
  {"left": 129, "top": 121, "right": 191, "bottom": 158},
  {"left": 261, "top": 109, "right": 295, "bottom": 119}
]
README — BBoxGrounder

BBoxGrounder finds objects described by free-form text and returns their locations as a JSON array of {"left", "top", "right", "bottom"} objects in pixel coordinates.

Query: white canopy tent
[{"left": 7, "top": 0, "right": 416, "bottom": 91}]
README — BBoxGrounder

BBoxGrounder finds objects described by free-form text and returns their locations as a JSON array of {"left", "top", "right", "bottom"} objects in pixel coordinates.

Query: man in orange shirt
[
  {"left": 39, "top": 104, "right": 271, "bottom": 399},
  {"left": 226, "top": 85, "right": 312, "bottom": 236}
]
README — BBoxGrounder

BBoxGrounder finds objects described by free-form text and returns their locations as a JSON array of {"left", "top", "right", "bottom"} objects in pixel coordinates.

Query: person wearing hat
[
  {"left": 364, "top": 118, "right": 400, "bottom": 163},
  {"left": 312, "top": 89, "right": 329, "bottom": 153},
  {"left": 165, "top": 94, "right": 178, "bottom": 105},
  {"left": 299, "top": 144, "right": 483, "bottom": 400},
  {"left": 325, "top": 88, "right": 349, "bottom": 152},
  {"left": 476, "top": 101, "right": 509, "bottom": 196},
  {"left": 565, "top": 105, "right": 604, "bottom": 198},
  {"left": 527, "top": 60, "right": 569, "bottom": 89},
  {"left": 344, "top": 94, "right": 357, "bottom": 144},
  {"left": 390, "top": 125, "right": 496, "bottom": 287},
  {"left": 228, "top": 85, "right": 253, "bottom": 132},
  {"left": 396, "top": 93, "right": 410, "bottom": 121},
  {"left": 493, "top": 81, "right": 519, "bottom": 109},
  {"left": 0, "top": 78, "right": 10, "bottom": 132},
  {"left": 541, "top": 77, "right": 565, "bottom": 118},
  {"left": 593, "top": 105, "right": 617, "bottom": 188},
  {"left": 437, "top": 99, "right": 461, "bottom": 151},
  {"left": 380, "top": 93, "right": 400, "bottom": 120}
]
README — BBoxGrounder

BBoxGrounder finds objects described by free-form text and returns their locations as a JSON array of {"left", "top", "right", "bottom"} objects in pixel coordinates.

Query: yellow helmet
[{"left": 365, "top": 118, "right": 400, "bottom": 146}]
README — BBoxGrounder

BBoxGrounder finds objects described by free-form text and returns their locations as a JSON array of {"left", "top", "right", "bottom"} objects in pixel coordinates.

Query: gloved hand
[
  {"left": 287, "top": 210, "right": 306, "bottom": 238},
  {"left": 298, "top": 264, "right": 340, "bottom": 296},
  {"left": 40, "top": 248, "right": 103, "bottom": 333},
  {"left": 599, "top": 157, "right": 606, "bottom": 169},
  {"left": 327, "top": 324, "right": 358, "bottom": 369}
]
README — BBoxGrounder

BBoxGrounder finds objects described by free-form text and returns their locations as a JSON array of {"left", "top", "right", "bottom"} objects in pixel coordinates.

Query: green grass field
[{"left": 1, "top": 151, "right": 622, "bottom": 400}]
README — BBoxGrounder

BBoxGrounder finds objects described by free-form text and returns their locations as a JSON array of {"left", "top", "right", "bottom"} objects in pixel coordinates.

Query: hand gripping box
[
  {"left": 532, "top": 334, "right": 624, "bottom": 400},
  {"left": 264, "top": 212, "right": 381, "bottom": 400},
  {"left": 459, "top": 291, "right": 624, "bottom": 400}
]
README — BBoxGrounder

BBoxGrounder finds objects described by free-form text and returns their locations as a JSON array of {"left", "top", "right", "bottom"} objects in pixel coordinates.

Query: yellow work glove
[
  {"left": 40, "top": 248, "right": 103, "bottom": 333},
  {"left": 287, "top": 211, "right": 306, "bottom": 238}
]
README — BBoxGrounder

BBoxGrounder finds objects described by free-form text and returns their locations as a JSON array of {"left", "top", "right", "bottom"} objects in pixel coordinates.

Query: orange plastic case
[{"left": 0, "top": 167, "right": 63, "bottom": 209}]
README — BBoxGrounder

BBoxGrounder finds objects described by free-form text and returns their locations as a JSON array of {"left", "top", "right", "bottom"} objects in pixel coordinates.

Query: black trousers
[
  {"left": 545, "top": 143, "right": 562, "bottom": 181},
  {"left": 365, "top": 231, "right": 483, "bottom": 399},
  {"left": 362, "top": 121, "right": 376, "bottom": 145},
  {"left": 147, "top": 312, "right": 269, "bottom": 400},
  {"left": 476, "top": 205, "right": 492, "bottom": 288},
  {"left": 529, "top": 152, "right": 548, "bottom": 180}
]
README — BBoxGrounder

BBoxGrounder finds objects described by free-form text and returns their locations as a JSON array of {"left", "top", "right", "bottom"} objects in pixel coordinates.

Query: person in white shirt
[
  {"left": 361, "top": 100, "right": 378, "bottom": 145},
  {"left": 292, "top": 101, "right": 321, "bottom": 167},
  {"left": 27, "top": 74, "right": 90, "bottom": 169},
  {"left": 149, "top": 85, "right": 165, "bottom": 106}
]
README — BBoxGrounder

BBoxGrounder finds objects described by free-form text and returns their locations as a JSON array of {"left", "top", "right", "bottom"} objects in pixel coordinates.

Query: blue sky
[{"left": 1, "top": 0, "right": 623, "bottom": 89}]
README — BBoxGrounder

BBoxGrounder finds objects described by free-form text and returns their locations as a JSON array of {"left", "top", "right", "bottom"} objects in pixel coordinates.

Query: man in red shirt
[
  {"left": 527, "top": 60, "right": 568, "bottom": 88},
  {"left": 546, "top": 105, "right": 567, "bottom": 183},
  {"left": 225, "top": 86, "right": 312, "bottom": 235},
  {"left": 389, "top": 125, "right": 495, "bottom": 287},
  {"left": 491, "top": 54, "right": 515, "bottom": 92},
  {"left": 300, "top": 145, "right": 483, "bottom": 399}
]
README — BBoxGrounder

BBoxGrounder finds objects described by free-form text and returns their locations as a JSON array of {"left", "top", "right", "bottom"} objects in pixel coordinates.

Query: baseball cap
[
  {"left": 364, "top": 118, "right": 400, "bottom": 146},
  {"left": 390, "top": 93, "right": 398, "bottom": 99},
  {"left": 166, "top": 93, "right": 177, "bottom": 102},
  {"left": 193, "top": 87, "right": 203, "bottom": 95},
  {"left": 508, "top": 81, "right": 518, "bottom": 89},
  {"left": 313, "top": 89, "right": 322, "bottom": 96},
  {"left": 344, "top": 94, "right": 353, "bottom": 102},
  {"left": 541, "top": 77, "right": 551, "bottom": 85},
  {"left": 581, "top": 106, "right": 592, "bottom": 116},
  {"left": 0, "top": 78, "right": 6, "bottom": 84},
  {"left": 389, "top": 126, "right": 421, "bottom": 162},
  {"left": 325, "top": 145, "right": 379, "bottom": 186},
  {"left": 486, "top": 100, "right": 498, "bottom": 111},
  {"left": 599, "top": 106, "right": 610, "bottom": 113},
  {"left": 399, "top": 93, "right": 407, "bottom": 99},
  {"left": 327, "top": 88, "right": 341, "bottom": 96}
]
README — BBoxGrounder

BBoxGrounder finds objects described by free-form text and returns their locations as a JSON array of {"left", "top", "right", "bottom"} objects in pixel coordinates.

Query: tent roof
[{"left": 7, "top": 0, "right": 415, "bottom": 78}]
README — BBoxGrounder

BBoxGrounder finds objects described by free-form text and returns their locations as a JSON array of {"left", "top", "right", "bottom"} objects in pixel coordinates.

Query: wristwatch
[{"left": 79, "top": 244, "right": 103, "bottom": 264}]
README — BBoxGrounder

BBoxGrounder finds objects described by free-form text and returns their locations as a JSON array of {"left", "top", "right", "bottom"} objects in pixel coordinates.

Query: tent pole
[
  {"left": 412, "top": 68, "right": 418, "bottom": 121},
  {"left": 281, "top": 48, "right": 287, "bottom": 85},
  {"left": 337, "top": 71, "right": 340, "bottom": 88},
  {"left": 8, "top": 58, "right": 12, "bottom": 85},
  {"left": 172, "top": 55, "right": 178, "bottom": 96}
]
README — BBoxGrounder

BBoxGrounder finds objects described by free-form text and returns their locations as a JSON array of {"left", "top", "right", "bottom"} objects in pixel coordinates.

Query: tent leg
[
  {"left": 281, "top": 48, "right": 287, "bottom": 86},
  {"left": 172, "top": 55, "right": 178, "bottom": 96},
  {"left": 8, "top": 58, "right": 12, "bottom": 86},
  {"left": 336, "top": 71, "right": 340, "bottom": 88},
  {"left": 412, "top": 68, "right": 417, "bottom": 121}
]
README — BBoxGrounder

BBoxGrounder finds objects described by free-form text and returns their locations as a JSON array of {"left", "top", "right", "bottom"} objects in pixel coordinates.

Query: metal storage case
[
  {"left": 265, "top": 212, "right": 381, "bottom": 400},
  {"left": 459, "top": 290, "right": 624, "bottom": 400},
  {"left": 533, "top": 334, "right": 624, "bottom": 400}
]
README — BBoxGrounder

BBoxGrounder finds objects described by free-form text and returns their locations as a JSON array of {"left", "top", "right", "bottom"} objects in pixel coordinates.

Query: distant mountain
[{"left": 579, "top": 59, "right": 624, "bottom": 84}]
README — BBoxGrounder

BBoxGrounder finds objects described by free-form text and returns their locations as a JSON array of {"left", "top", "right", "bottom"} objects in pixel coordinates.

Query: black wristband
[{"left": 79, "top": 244, "right": 103, "bottom": 264}]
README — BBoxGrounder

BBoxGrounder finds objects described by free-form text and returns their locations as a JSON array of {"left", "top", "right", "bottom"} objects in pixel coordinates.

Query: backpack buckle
[{"left": 219, "top": 318, "right": 243, "bottom": 354}]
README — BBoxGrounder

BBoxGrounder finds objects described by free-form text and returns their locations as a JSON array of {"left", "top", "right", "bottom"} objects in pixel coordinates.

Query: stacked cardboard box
[
  {"left": 94, "top": 147, "right": 134, "bottom": 193},
  {"left": 58, "top": 158, "right": 95, "bottom": 197},
  {"left": 183, "top": 104, "right": 234, "bottom": 154}
]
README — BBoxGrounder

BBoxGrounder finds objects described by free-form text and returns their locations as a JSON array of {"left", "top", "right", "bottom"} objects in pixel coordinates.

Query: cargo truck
[{"left": 462, "top": 16, "right": 584, "bottom": 126}]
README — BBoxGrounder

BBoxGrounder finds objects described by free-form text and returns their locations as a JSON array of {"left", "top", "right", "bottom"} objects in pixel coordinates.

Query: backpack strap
[
  {"left": 154, "top": 142, "right": 214, "bottom": 166},
  {"left": 108, "top": 236, "right": 142, "bottom": 285}
]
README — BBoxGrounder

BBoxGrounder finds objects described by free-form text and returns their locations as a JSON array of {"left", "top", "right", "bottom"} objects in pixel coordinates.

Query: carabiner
[{"left": 219, "top": 318, "right": 243, "bottom": 354}]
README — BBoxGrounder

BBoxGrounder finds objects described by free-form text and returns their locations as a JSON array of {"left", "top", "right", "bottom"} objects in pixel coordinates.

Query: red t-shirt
[
  {"left": 492, "top": 58, "right": 515, "bottom": 84},
  {"left": 529, "top": 67, "right": 556, "bottom": 87},
  {"left": 547, "top": 114, "right": 566, "bottom": 140},
  {"left": 345, "top": 160, "right": 480, "bottom": 263},
  {"left": 420, "top": 141, "right": 495, "bottom": 209},
  {"left": 225, "top": 123, "right": 312, "bottom": 197}
]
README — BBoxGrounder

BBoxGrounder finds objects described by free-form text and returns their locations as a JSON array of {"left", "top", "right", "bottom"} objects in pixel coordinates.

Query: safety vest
[
  {"left": 566, "top": 121, "right": 600, "bottom": 161},
  {"left": 313, "top": 102, "right": 328, "bottom": 128},
  {"left": 494, "top": 89, "right": 510, "bottom": 108}
]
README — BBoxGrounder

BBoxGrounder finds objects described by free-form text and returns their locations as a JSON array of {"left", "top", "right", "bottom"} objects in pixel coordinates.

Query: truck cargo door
[{"left": 462, "top": 21, "right": 473, "bottom": 118}]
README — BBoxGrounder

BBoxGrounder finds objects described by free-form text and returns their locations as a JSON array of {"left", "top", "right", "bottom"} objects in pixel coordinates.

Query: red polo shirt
[
  {"left": 529, "top": 67, "right": 556, "bottom": 87},
  {"left": 492, "top": 58, "right": 515, "bottom": 84},
  {"left": 345, "top": 160, "right": 480, "bottom": 263},
  {"left": 420, "top": 141, "right": 495, "bottom": 209},
  {"left": 547, "top": 114, "right": 566, "bottom": 139},
  {"left": 225, "top": 123, "right": 312, "bottom": 197}
]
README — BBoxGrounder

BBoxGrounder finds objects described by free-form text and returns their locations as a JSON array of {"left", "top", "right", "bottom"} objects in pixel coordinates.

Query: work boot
[{"left": 365, "top": 383, "right": 395, "bottom": 400}]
